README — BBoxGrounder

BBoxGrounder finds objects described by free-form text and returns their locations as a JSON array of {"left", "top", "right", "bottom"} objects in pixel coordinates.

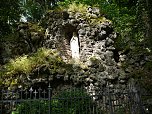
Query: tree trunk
[{"left": 146, "top": 0, "right": 152, "bottom": 46}]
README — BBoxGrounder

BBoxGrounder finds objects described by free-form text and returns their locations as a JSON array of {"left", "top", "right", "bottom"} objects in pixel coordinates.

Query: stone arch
[
  {"left": 63, "top": 23, "right": 78, "bottom": 44},
  {"left": 62, "top": 24, "right": 80, "bottom": 61}
]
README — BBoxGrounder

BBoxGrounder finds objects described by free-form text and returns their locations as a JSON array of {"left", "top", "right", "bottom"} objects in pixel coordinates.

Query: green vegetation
[
  {"left": 0, "top": 0, "right": 152, "bottom": 113},
  {"left": 58, "top": 1, "right": 111, "bottom": 25},
  {"left": 0, "top": 48, "right": 67, "bottom": 88},
  {"left": 57, "top": 0, "right": 151, "bottom": 51},
  {"left": 0, "top": 0, "right": 152, "bottom": 92},
  {"left": 0, "top": 0, "right": 21, "bottom": 37},
  {"left": 4, "top": 48, "right": 58, "bottom": 75},
  {"left": 67, "top": 2, "right": 88, "bottom": 13},
  {"left": 27, "top": 22, "right": 44, "bottom": 33}
]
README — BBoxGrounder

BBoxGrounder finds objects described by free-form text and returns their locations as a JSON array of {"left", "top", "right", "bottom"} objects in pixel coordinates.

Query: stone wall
[
  {"left": 0, "top": 6, "right": 128, "bottom": 91},
  {"left": 42, "top": 6, "right": 127, "bottom": 89}
]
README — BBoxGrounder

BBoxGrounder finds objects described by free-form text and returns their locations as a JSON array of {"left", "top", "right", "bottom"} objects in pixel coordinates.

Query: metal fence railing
[{"left": 0, "top": 82, "right": 151, "bottom": 114}]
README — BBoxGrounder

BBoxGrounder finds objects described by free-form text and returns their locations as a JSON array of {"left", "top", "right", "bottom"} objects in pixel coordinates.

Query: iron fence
[{"left": 0, "top": 83, "right": 151, "bottom": 114}]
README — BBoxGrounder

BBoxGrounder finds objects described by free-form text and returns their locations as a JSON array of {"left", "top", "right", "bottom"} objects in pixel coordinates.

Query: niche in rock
[{"left": 63, "top": 24, "right": 80, "bottom": 61}]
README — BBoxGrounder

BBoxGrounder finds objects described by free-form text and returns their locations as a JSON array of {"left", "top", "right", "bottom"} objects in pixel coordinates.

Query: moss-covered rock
[
  {"left": 0, "top": 3, "right": 127, "bottom": 92},
  {"left": 0, "top": 48, "right": 65, "bottom": 89}
]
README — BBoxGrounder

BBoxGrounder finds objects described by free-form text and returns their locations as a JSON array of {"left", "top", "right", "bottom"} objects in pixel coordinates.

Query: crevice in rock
[
  {"left": 113, "top": 49, "right": 120, "bottom": 63},
  {"left": 63, "top": 24, "right": 78, "bottom": 44}
]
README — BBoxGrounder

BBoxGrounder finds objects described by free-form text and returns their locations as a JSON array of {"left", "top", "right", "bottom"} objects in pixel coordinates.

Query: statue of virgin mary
[{"left": 70, "top": 32, "right": 80, "bottom": 61}]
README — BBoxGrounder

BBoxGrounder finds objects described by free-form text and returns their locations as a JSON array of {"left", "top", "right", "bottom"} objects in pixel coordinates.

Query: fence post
[
  {"left": 129, "top": 79, "right": 144, "bottom": 114},
  {"left": 129, "top": 79, "right": 136, "bottom": 114},
  {"left": 136, "top": 82, "right": 144, "bottom": 114},
  {"left": 48, "top": 83, "right": 52, "bottom": 114},
  {"left": 0, "top": 89, "right": 4, "bottom": 114},
  {"left": 107, "top": 83, "right": 113, "bottom": 114}
]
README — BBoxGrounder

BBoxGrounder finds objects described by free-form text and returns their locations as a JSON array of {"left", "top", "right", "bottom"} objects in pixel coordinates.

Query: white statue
[{"left": 70, "top": 32, "right": 80, "bottom": 61}]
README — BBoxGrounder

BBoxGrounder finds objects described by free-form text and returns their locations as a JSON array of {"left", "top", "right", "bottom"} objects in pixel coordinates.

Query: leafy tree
[
  {"left": 20, "top": 0, "right": 64, "bottom": 22},
  {"left": 20, "top": 0, "right": 44, "bottom": 22},
  {"left": 0, "top": 0, "right": 21, "bottom": 37}
]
